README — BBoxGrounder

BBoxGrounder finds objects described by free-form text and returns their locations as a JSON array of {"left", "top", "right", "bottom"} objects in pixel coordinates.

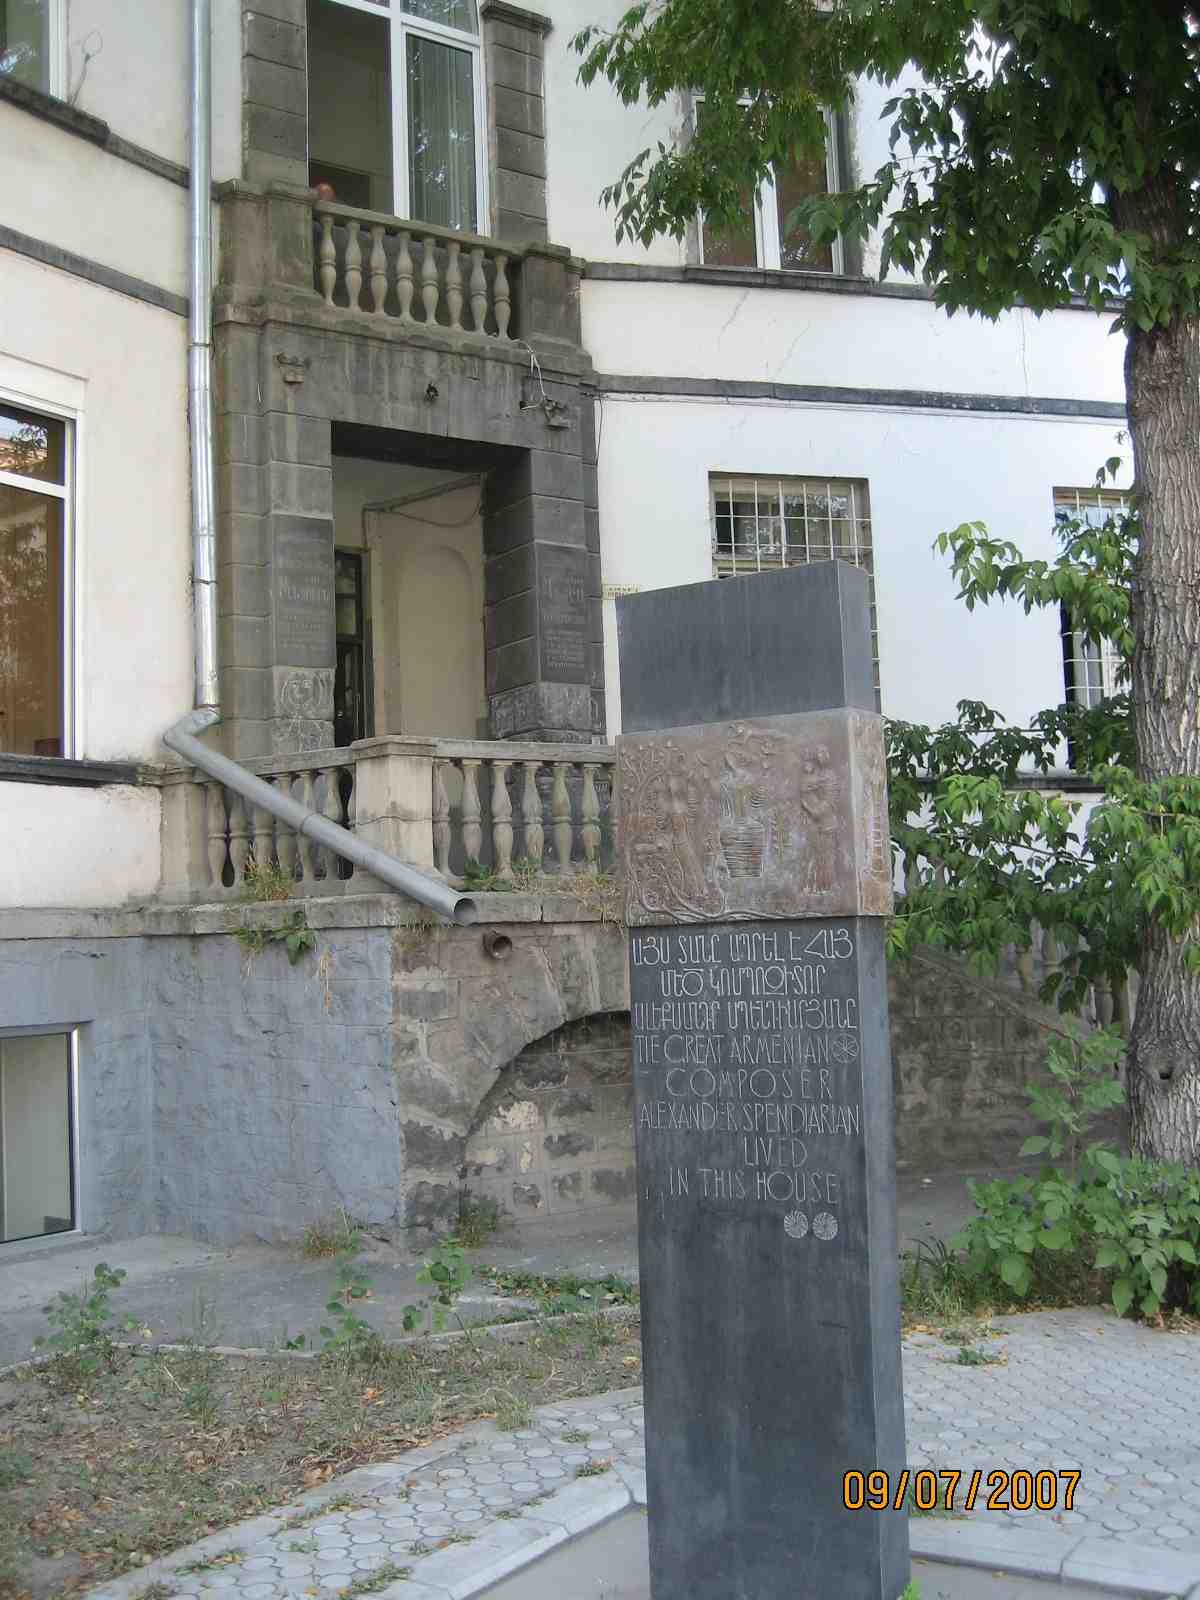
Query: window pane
[
  {"left": 307, "top": 0, "right": 394, "bottom": 213},
  {"left": 401, "top": 0, "right": 477, "bottom": 30},
  {"left": 1, "top": 1034, "right": 73, "bottom": 1243},
  {"left": 0, "top": 483, "right": 63, "bottom": 755},
  {"left": 406, "top": 34, "right": 477, "bottom": 232},
  {"left": 0, "top": 403, "right": 64, "bottom": 484},
  {"left": 702, "top": 202, "right": 758, "bottom": 268},
  {"left": 774, "top": 139, "right": 834, "bottom": 271},
  {"left": 0, "top": 0, "right": 49, "bottom": 94}
]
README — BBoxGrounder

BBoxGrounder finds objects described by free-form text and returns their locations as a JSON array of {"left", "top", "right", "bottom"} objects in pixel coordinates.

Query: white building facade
[{"left": 0, "top": 0, "right": 1127, "bottom": 1249}]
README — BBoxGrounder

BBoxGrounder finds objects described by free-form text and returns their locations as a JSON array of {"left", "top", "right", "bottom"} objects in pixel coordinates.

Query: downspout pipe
[{"left": 165, "top": 0, "right": 476, "bottom": 928}]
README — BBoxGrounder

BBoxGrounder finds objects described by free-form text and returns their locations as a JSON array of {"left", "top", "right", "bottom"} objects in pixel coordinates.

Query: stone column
[
  {"left": 241, "top": 0, "right": 309, "bottom": 190},
  {"left": 615, "top": 562, "right": 908, "bottom": 1600}
]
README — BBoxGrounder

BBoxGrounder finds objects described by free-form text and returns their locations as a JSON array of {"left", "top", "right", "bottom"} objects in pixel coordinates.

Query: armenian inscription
[
  {"left": 630, "top": 918, "right": 865, "bottom": 1238},
  {"left": 538, "top": 549, "right": 589, "bottom": 683}
]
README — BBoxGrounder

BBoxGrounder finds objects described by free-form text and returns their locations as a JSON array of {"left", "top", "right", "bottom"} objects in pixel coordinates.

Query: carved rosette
[{"left": 616, "top": 709, "right": 893, "bottom": 926}]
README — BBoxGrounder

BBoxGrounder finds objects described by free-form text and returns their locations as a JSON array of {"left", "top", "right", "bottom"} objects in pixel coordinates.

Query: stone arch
[
  {"left": 396, "top": 919, "right": 629, "bottom": 1236},
  {"left": 462, "top": 1012, "right": 634, "bottom": 1224}
]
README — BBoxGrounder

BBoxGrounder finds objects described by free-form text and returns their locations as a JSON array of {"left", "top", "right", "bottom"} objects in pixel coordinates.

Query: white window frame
[
  {"left": 1054, "top": 486, "right": 1128, "bottom": 710},
  {"left": 321, "top": 0, "right": 490, "bottom": 232},
  {"left": 0, "top": 382, "right": 78, "bottom": 759},
  {"left": 0, "top": 1026, "right": 81, "bottom": 1251},
  {"left": 696, "top": 102, "right": 844, "bottom": 274},
  {"left": 0, "top": 0, "right": 66, "bottom": 96}
]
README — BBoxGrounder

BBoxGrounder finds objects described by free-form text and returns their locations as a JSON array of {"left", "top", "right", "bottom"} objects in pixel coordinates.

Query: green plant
[
  {"left": 900, "top": 1584, "right": 922, "bottom": 1600},
  {"left": 402, "top": 1240, "right": 473, "bottom": 1335},
  {"left": 320, "top": 1249, "right": 381, "bottom": 1361},
  {"left": 235, "top": 908, "right": 316, "bottom": 966},
  {"left": 461, "top": 858, "right": 514, "bottom": 893},
  {"left": 133, "top": 1585, "right": 175, "bottom": 1600},
  {"left": 0, "top": 1448, "right": 33, "bottom": 1489},
  {"left": 453, "top": 1195, "right": 501, "bottom": 1248},
  {"left": 575, "top": 1458, "right": 613, "bottom": 1477},
  {"left": 333, "top": 1560, "right": 412, "bottom": 1595},
  {"left": 494, "top": 1391, "right": 533, "bottom": 1431},
  {"left": 509, "top": 856, "right": 543, "bottom": 890},
  {"left": 35, "top": 1262, "right": 131, "bottom": 1387},
  {"left": 561, "top": 1428, "right": 590, "bottom": 1445},
  {"left": 241, "top": 853, "right": 294, "bottom": 902},
  {"left": 303, "top": 1209, "right": 362, "bottom": 1259},
  {"left": 478, "top": 1266, "right": 639, "bottom": 1317},
  {"left": 954, "top": 1345, "right": 1002, "bottom": 1367}
]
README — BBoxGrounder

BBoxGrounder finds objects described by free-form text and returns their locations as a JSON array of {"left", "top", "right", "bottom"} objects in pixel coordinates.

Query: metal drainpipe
[{"left": 163, "top": 0, "right": 475, "bottom": 927}]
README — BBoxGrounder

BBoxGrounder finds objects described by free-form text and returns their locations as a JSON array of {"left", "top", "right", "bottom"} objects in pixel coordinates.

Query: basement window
[{"left": 0, "top": 1031, "right": 76, "bottom": 1244}]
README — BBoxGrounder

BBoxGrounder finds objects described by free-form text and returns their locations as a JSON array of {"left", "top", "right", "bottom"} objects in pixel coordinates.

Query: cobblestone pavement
[{"left": 84, "top": 1307, "right": 1200, "bottom": 1599}]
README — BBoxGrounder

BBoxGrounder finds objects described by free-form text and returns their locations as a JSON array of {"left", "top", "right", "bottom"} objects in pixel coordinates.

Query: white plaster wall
[
  {"left": 582, "top": 280, "right": 1126, "bottom": 402},
  {"left": 596, "top": 395, "right": 1132, "bottom": 735},
  {"left": 2, "top": 783, "right": 161, "bottom": 907},
  {"left": 0, "top": 254, "right": 192, "bottom": 765},
  {"left": 0, "top": 101, "right": 190, "bottom": 299},
  {"left": 63, "top": 0, "right": 243, "bottom": 180}
]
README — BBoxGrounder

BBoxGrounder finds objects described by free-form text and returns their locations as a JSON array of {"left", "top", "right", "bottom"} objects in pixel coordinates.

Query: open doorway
[
  {"left": 0, "top": 1031, "right": 75, "bottom": 1244},
  {"left": 332, "top": 452, "right": 487, "bottom": 740}
]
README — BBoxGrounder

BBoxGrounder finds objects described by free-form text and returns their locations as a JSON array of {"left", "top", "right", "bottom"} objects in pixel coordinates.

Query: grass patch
[
  {"left": 301, "top": 1210, "right": 362, "bottom": 1260},
  {"left": 334, "top": 1563, "right": 411, "bottom": 1595},
  {"left": 0, "top": 1311, "right": 642, "bottom": 1599},
  {"left": 476, "top": 1268, "right": 638, "bottom": 1318}
]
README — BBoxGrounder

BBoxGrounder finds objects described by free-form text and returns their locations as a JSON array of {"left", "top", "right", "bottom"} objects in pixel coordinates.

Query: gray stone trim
[
  {"left": 590, "top": 372, "right": 1126, "bottom": 420},
  {"left": 484, "top": 3, "right": 549, "bottom": 244},
  {"left": 481, "top": 0, "right": 553, "bottom": 35},
  {"left": 0, "top": 224, "right": 188, "bottom": 316},
  {"left": 584, "top": 259, "right": 1118, "bottom": 315},
  {"left": 0, "top": 76, "right": 188, "bottom": 188},
  {"left": 0, "top": 754, "right": 141, "bottom": 788}
]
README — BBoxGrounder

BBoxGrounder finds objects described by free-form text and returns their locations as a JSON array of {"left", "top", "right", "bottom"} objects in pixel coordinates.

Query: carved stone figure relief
[{"left": 617, "top": 710, "right": 892, "bottom": 925}]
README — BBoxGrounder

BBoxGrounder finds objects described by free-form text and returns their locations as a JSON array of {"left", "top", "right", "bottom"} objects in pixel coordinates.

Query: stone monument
[{"left": 615, "top": 562, "right": 909, "bottom": 1600}]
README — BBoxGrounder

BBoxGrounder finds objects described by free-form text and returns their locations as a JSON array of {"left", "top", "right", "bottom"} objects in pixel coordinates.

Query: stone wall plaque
[
  {"left": 537, "top": 546, "right": 588, "bottom": 683},
  {"left": 273, "top": 515, "right": 335, "bottom": 668}
]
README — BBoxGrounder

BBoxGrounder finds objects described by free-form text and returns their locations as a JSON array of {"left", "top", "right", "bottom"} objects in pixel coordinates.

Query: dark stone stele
[
  {"left": 616, "top": 563, "right": 908, "bottom": 1600},
  {"left": 630, "top": 918, "right": 906, "bottom": 1599},
  {"left": 273, "top": 514, "right": 335, "bottom": 667}
]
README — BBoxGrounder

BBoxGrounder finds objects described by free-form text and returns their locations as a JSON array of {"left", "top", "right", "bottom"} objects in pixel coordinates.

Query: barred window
[
  {"left": 1053, "top": 487, "right": 1127, "bottom": 712},
  {"left": 710, "top": 474, "right": 878, "bottom": 701}
]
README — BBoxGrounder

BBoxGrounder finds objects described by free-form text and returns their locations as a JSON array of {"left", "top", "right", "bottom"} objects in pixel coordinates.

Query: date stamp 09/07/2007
[{"left": 842, "top": 1469, "right": 1082, "bottom": 1514}]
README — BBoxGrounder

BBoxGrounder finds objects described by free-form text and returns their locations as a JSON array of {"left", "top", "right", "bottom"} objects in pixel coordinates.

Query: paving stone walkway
[{"left": 84, "top": 1308, "right": 1200, "bottom": 1599}]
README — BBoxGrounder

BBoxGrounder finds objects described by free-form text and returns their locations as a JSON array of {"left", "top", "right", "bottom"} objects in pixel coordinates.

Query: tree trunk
[{"left": 1123, "top": 309, "right": 1200, "bottom": 1161}]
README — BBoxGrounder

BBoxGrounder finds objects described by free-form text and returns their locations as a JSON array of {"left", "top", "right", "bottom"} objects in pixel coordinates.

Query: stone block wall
[{"left": 463, "top": 1013, "right": 634, "bottom": 1221}]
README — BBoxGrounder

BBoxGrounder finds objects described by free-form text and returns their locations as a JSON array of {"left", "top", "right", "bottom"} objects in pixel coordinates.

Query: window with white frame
[
  {"left": 710, "top": 474, "right": 878, "bottom": 699},
  {"left": 697, "top": 104, "right": 843, "bottom": 273},
  {"left": 0, "top": 1030, "right": 76, "bottom": 1244},
  {"left": 0, "top": 0, "right": 61, "bottom": 95},
  {"left": 0, "top": 401, "right": 71, "bottom": 757},
  {"left": 1054, "top": 486, "right": 1128, "bottom": 711},
  {"left": 307, "top": 0, "right": 487, "bottom": 233}
]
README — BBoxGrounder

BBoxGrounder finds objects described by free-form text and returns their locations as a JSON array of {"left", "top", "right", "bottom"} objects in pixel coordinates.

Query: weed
[
  {"left": 397, "top": 910, "right": 438, "bottom": 959},
  {"left": 0, "top": 1448, "right": 33, "bottom": 1488},
  {"left": 461, "top": 858, "right": 514, "bottom": 892},
  {"left": 509, "top": 856, "right": 543, "bottom": 890},
  {"left": 286, "top": 1536, "right": 320, "bottom": 1553},
  {"left": 560, "top": 1428, "right": 590, "bottom": 1445},
  {"left": 900, "top": 1584, "right": 922, "bottom": 1600},
  {"left": 453, "top": 1195, "right": 501, "bottom": 1248},
  {"left": 402, "top": 1240, "right": 473, "bottom": 1339},
  {"left": 566, "top": 869, "right": 623, "bottom": 928},
  {"left": 178, "top": 1548, "right": 243, "bottom": 1575},
  {"left": 241, "top": 854, "right": 294, "bottom": 902},
  {"left": 477, "top": 1267, "right": 638, "bottom": 1317},
  {"left": 320, "top": 1247, "right": 382, "bottom": 1363},
  {"left": 494, "top": 1392, "right": 532, "bottom": 1431},
  {"left": 335, "top": 1561, "right": 412, "bottom": 1593},
  {"left": 235, "top": 908, "right": 316, "bottom": 966},
  {"left": 134, "top": 1585, "right": 176, "bottom": 1600},
  {"left": 35, "top": 1262, "right": 131, "bottom": 1389},
  {"left": 575, "top": 1457, "right": 613, "bottom": 1477},
  {"left": 303, "top": 1210, "right": 362, "bottom": 1259},
  {"left": 954, "top": 1345, "right": 1003, "bottom": 1367}
]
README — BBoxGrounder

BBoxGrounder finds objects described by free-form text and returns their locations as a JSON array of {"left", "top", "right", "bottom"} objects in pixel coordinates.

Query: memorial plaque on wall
[
  {"left": 537, "top": 546, "right": 588, "bottom": 683},
  {"left": 273, "top": 516, "right": 335, "bottom": 667}
]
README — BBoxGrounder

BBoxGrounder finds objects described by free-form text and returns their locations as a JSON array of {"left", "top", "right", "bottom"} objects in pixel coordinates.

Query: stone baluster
[
  {"left": 460, "top": 759, "right": 483, "bottom": 868},
  {"left": 251, "top": 799, "right": 275, "bottom": 876},
  {"left": 295, "top": 770, "right": 317, "bottom": 882},
  {"left": 446, "top": 239, "right": 463, "bottom": 331},
  {"left": 396, "top": 231, "right": 414, "bottom": 322},
  {"left": 317, "top": 767, "right": 342, "bottom": 879},
  {"left": 272, "top": 775, "right": 298, "bottom": 881},
  {"left": 205, "top": 781, "right": 228, "bottom": 889},
  {"left": 581, "top": 763, "right": 601, "bottom": 868},
  {"left": 468, "top": 246, "right": 487, "bottom": 331},
  {"left": 1015, "top": 943, "right": 1035, "bottom": 991},
  {"left": 492, "top": 760, "right": 514, "bottom": 880},
  {"left": 344, "top": 222, "right": 362, "bottom": 309},
  {"left": 551, "top": 761, "right": 573, "bottom": 872},
  {"left": 493, "top": 254, "right": 511, "bottom": 339},
  {"left": 369, "top": 224, "right": 388, "bottom": 313},
  {"left": 227, "top": 792, "right": 251, "bottom": 887},
  {"left": 521, "top": 760, "right": 544, "bottom": 868},
  {"left": 432, "top": 760, "right": 452, "bottom": 877},
  {"left": 318, "top": 212, "right": 337, "bottom": 305},
  {"left": 421, "top": 236, "right": 440, "bottom": 323}
]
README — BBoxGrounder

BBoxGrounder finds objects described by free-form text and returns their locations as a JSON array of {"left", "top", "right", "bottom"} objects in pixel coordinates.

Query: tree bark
[{"left": 1123, "top": 307, "right": 1200, "bottom": 1161}]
